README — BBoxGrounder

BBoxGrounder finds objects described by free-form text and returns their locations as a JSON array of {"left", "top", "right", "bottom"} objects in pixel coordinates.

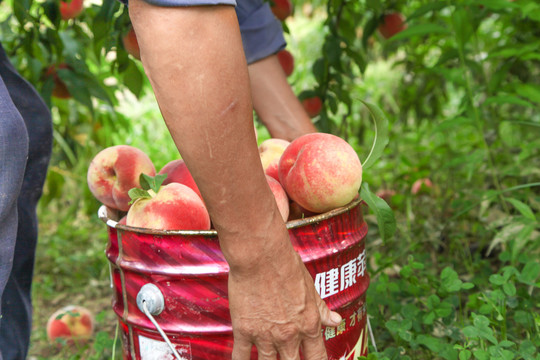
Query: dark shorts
[{"left": 119, "top": 0, "right": 286, "bottom": 64}]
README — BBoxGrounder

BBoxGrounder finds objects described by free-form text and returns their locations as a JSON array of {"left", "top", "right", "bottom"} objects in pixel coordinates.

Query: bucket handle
[{"left": 137, "top": 284, "right": 183, "bottom": 360}]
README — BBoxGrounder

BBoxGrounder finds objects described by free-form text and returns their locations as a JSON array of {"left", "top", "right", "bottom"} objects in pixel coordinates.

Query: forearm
[
  {"left": 248, "top": 54, "right": 317, "bottom": 141},
  {"left": 128, "top": 0, "right": 291, "bottom": 269}
]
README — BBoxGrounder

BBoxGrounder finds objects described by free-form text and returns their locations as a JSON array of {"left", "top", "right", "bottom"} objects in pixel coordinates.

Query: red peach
[
  {"left": 60, "top": 0, "right": 84, "bottom": 20},
  {"left": 277, "top": 49, "right": 294, "bottom": 77},
  {"left": 258, "top": 138, "right": 290, "bottom": 182},
  {"left": 158, "top": 159, "right": 202, "bottom": 199},
  {"left": 278, "top": 133, "right": 362, "bottom": 213},
  {"left": 378, "top": 13, "right": 407, "bottom": 39},
  {"left": 122, "top": 27, "right": 141, "bottom": 60},
  {"left": 266, "top": 175, "right": 289, "bottom": 222},
  {"left": 126, "top": 183, "right": 211, "bottom": 230},
  {"left": 271, "top": 0, "right": 293, "bottom": 21},
  {"left": 301, "top": 96, "right": 323, "bottom": 118},
  {"left": 44, "top": 64, "right": 71, "bottom": 99},
  {"left": 288, "top": 200, "right": 317, "bottom": 221},
  {"left": 46, "top": 305, "right": 94, "bottom": 346},
  {"left": 87, "top": 145, "right": 156, "bottom": 212}
]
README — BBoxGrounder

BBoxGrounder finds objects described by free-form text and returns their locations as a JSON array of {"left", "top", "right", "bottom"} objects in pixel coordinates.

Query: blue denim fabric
[
  {"left": 0, "top": 43, "right": 52, "bottom": 360},
  {"left": 235, "top": 0, "right": 286, "bottom": 63},
  {"left": 118, "top": 0, "right": 285, "bottom": 64}
]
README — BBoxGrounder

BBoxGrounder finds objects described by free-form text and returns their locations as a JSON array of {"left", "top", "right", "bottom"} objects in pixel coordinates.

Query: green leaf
[
  {"left": 483, "top": 95, "right": 534, "bottom": 108},
  {"left": 123, "top": 60, "right": 144, "bottom": 98},
  {"left": 517, "top": 261, "right": 540, "bottom": 285},
  {"left": 359, "top": 100, "right": 389, "bottom": 170},
  {"left": 128, "top": 188, "right": 152, "bottom": 204},
  {"left": 474, "top": 0, "right": 520, "bottom": 11},
  {"left": 514, "top": 83, "right": 540, "bottom": 103},
  {"left": 139, "top": 173, "right": 167, "bottom": 194},
  {"left": 360, "top": 183, "right": 396, "bottom": 241},
  {"left": 407, "top": 1, "right": 449, "bottom": 21},
  {"left": 505, "top": 198, "right": 536, "bottom": 220},
  {"left": 388, "top": 23, "right": 450, "bottom": 42}
]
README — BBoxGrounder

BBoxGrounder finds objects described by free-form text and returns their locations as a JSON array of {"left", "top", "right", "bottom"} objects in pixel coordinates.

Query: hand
[{"left": 227, "top": 240, "right": 342, "bottom": 360}]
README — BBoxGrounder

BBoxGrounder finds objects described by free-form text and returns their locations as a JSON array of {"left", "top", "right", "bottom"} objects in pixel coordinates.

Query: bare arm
[
  {"left": 248, "top": 54, "right": 317, "bottom": 141},
  {"left": 127, "top": 1, "right": 340, "bottom": 358}
]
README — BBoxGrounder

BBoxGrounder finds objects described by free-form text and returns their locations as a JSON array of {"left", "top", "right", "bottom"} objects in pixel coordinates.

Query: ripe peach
[
  {"left": 259, "top": 138, "right": 290, "bottom": 182},
  {"left": 378, "top": 13, "right": 407, "bottom": 39},
  {"left": 46, "top": 305, "right": 94, "bottom": 345},
  {"left": 44, "top": 64, "right": 71, "bottom": 99},
  {"left": 158, "top": 159, "right": 202, "bottom": 199},
  {"left": 271, "top": 0, "right": 293, "bottom": 21},
  {"left": 60, "top": 0, "right": 84, "bottom": 20},
  {"left": 277, "top": 49, "right": 294, "bottom": 77},
  {"left": 126, "top": 183, "right": 211, "bottom": 230},
  {"left": 301, "top": 96, "right": 323, "bottom": 118},
  {"left": 122, "top": 27, "right": 141, "bottom": 60},
  {"left": 278, "top": 133, "right": 362, "bottom": 213},
  {"left": 266, "top": 175, "right": 289, "bottom": 222},
  {"left": 288, "top": 200, "right": 317, "bottom": 221},
  {"left": 87, "top": 145, "right": 156, "bottom": 211}
]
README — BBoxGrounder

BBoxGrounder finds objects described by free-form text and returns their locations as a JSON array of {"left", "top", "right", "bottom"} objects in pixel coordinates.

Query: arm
[
  {"left": 127, "top": 1, "right": 340, "bottom": 358},
  {"left": 248, "top": 54, "right": 318, "bottom": 141}
]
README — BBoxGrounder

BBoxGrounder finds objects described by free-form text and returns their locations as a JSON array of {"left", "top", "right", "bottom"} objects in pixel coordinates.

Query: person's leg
[{"left": 0, "top": 43, "right": 52, "bottom": 360}]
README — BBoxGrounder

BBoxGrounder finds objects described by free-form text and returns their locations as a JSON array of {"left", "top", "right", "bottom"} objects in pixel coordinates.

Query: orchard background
[{"left": 1, "top": 0, "right": 539, "bottom": 359}]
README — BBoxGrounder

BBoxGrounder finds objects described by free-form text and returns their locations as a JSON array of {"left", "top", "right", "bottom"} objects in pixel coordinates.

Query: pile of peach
[{"left": 87, "top": 133, "right": 363, "bottom": 231}]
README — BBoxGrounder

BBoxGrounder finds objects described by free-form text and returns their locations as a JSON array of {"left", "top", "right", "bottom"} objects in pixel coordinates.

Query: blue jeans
[{"left": 0, "top": 43, "right": 52, "bottom": 360}]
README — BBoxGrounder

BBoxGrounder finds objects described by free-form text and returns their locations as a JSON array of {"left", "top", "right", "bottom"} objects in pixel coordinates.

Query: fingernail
[{"left": 330, "top": 311, "right": 342, "bottom": 325}]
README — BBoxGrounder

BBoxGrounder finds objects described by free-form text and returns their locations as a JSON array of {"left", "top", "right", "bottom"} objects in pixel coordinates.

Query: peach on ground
[
  {"left": 87, "top": 145, "right": 156, "bottom": 211},
  {"left": 46, "top": 305, "right": 94, "bottom": 345},
  {"left": 266, "top": 175, "right": 290, "bottom": 222},
  {"left": 259, "top": 138, "right": 290, "bottom": 182},
  {"left": 126, "top": 183, "right": 211, "bottom": 230},
  {"left": 158, "top": 159, "right": 202, "bottom": 199},
  {"left": 278, "top": 133, "right": 362, "bottom": 213}
]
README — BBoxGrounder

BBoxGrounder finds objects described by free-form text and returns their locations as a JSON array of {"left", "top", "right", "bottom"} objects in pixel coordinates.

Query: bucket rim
[{"left": 98, "top": 198, "right": 363, "bottom": 236}]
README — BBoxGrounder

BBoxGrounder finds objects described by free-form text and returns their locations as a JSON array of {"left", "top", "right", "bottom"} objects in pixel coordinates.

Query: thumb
[{"left": 317, "top": 297, "right": 342, "bottom": 327}]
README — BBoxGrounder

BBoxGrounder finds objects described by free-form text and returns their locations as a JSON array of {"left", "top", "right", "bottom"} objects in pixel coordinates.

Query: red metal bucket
[{"left": 99, "top": 198, "right": 369, "bottom": 359}]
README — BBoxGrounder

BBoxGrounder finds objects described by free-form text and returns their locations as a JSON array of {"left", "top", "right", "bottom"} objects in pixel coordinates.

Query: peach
[
  {"left": 258, "top": 138, "right": 290, "bottom": 182},
  {"left": 288, "top": 200, "right": 316, "bottom": 221},
  {"left": 44, "top": 64, "right": 71, "bottom": 99},
  {"left": 126, "top": 183, "right": 211, "bottom": 230},
  {"left": 270, "top": 0, "right": 293, "bottom": 21},
  {"left": 158, "top": 159, "right": 202, "bottom": 199},
  {"left": 277, "top": 49, "right": 294, "bottom": 77},
  {"left": 122, "top": 27, "right": 141, "bottom": 60},
  {"left": 301, "top": 96, "right": 323, "bottom": 118},
  {"left": 60, "top": 0, "right": 84, "bottom": 20},
  {"left": 378, "top": 13, "right": 407, "bottom": 39},
  {"left": 46, "top": 305, "right": 94, "bottom": 345},
  {"left": 87, "top": 145, "right": 156, "bottom": 211},
  {"left": 278, "top": 133, "right": 362, "bottom": 213},
  {"left": 266, "top": 175, "right": 289, "bottom": 222}
]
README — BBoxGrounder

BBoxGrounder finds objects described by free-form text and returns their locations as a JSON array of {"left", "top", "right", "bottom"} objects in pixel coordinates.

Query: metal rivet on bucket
[{"left": 136, "top": 284, "right": 183, "bottom": 360}]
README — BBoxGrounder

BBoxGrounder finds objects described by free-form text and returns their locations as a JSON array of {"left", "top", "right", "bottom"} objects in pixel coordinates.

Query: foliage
[{"left": 0, "top": 0, "right": 538, "bottom": 359}]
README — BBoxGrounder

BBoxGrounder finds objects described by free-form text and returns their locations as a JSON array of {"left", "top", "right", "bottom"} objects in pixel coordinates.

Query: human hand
[{"left": 227, "top": 241, "right": 342, "bottom": 360}]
